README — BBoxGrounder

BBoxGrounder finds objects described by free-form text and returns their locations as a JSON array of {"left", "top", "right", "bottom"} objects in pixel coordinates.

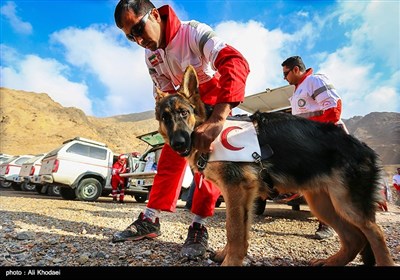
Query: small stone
[{"left": 16, "top": 232, "right": 35, "bottom": 240}]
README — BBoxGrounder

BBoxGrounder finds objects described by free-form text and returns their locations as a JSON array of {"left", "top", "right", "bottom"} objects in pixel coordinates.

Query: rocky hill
[
  {"left": 345, "top": 112, "right": 400, "bottom": 165},
  {"left": 0, "top": 88, "right": 158, "bottom": 155},
  {"left": 0, "top": 87, "right": 399, "bottom": 166}
]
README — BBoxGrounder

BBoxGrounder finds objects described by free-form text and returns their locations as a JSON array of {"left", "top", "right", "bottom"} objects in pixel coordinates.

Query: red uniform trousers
[
  {"left": 147, "top": 144, "right": 221, "bottom": 217},
  {"left": 111, "top": 176, "right": 125, "bottom": 201}
]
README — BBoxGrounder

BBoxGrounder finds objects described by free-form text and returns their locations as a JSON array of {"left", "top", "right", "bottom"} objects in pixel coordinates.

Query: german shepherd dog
[{"left": 155, "top": 65, "right": 394, "bottom": 266}]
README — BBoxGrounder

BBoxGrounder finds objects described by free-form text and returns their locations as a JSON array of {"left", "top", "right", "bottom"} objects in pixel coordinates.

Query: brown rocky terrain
[
  {"left": 1, "top": 188, "right": 399, "bottom": 268},
  {"left": 345, "top": 112, "right": 400, "bottom": 165},
  {"left": 1, "top": 87, "right": 399, "bottom": 170},
  {"left": 0, "top": 88, "right": 158, "bottom": 155}
]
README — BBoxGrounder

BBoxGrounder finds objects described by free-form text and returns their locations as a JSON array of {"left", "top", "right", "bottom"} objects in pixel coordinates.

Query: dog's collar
[{"left": 196, "top": 153, "right": 209, "bottom": 172}]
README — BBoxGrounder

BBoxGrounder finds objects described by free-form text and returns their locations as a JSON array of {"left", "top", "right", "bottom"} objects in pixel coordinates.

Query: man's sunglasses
[
  {"left": 283, "top": 68, "right": 293, "bottom": 78},
  {"left": 126, "top": 9, "right": 152, "bottom": 41},
  {"left": 283, "top": 65, "right": 299, "bottom": 78}
]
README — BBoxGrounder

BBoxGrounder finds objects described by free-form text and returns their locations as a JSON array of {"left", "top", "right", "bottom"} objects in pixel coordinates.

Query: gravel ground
[{"left": 1, "top": 188, "right": 399, "bottom": 270}]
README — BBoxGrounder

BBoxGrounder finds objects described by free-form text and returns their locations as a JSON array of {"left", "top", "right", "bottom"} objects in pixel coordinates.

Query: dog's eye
[{"left": 180, "top": 110, "right": 189, "bottom": 118}]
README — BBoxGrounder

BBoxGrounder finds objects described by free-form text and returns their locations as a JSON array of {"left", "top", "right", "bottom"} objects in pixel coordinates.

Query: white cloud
[
  {"left": 0, "top": 1, "right": 32, "bottom": 35},
  {"left": 50, "top": 25, "right": 154, "bottom": 116},
  {"left": 313, "top": 1, "right": 400, "bottom": 118},
  {"left": 0, "top": 50, "right": 93, "bottom": 115},
  {"left": 317, "top": 47, "right": 399, "bottom": 118},
  {"left": 165, "top": 0, "right": 189, "bottom": 20},
  {"left": 365, "top": 86, "right": 398, "bottom": 113},
  {"left": 215, "top": 20, "right": 289, "bottom": 96},
  {"left": 296, "top": 10, "right": 309, "bottom": 18},
  {"left": 339, "top": 0, "right": 399, "bottom": 70}
]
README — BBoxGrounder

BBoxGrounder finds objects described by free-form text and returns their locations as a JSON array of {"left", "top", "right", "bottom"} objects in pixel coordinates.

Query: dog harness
[
  {"left": 208, "top": 118, "right": 261, "bottom": 162},
  {"left": 196, "top": 116, "right": 273, "bottom": 189},
  {"left": 197, "top": 116, "right": 273, "bottom": 168}
]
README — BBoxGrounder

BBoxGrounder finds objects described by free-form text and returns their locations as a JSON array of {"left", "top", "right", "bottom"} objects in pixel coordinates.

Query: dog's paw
[
  {"left": 310, "top": 258, "right": 327, "bottom": 266},
  {"left": 210, "top": 250, "right": 225, "bottom": 263}
]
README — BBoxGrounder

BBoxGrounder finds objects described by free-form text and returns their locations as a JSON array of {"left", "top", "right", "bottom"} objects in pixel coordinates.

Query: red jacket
[
  {"left": 112, "top": 161, "right": 127, "bottom": 183},
  {"left": 145, "top": 5, "right": 250, "bottom": 107}
]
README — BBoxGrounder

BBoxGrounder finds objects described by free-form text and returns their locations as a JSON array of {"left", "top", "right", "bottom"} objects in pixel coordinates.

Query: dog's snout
[
  {"left": 170, "top": 130, "right": 191, "bottom": 152},
  {"left": 171, "top": 135, "right": 185, "bottom": 149}
]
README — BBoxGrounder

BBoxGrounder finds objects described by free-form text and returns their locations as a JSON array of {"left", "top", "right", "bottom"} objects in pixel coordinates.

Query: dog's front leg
[{"left": 220, "top": 184, "right": 252, "bottom": 266}]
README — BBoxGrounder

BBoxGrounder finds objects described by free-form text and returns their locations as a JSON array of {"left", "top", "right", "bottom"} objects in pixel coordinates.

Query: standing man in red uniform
[
  {"left": 393, "top": 168, "right": 400, "bottom": 205},
  {"left": 111, "top": 154, "right": 128, "bottom": 203},
  {"left": 281, "top": 55, "right": 346, "bottom": 239},
  {"left": 112, "top": 0, "right": 250, "bottom": 260}
]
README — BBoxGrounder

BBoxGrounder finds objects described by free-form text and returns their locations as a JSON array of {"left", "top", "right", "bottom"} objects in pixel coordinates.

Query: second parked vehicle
[
  {"left": 0, "top": 155, "right": 35, "bottom": 189},
  {"left": 17, "top": 153, "right": 46, "bottom": 191},
  {"left": 39, "top": 137, "right": 114, "bottom": 202}
]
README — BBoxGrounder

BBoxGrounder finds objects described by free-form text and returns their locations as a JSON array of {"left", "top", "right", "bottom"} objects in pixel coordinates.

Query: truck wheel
[
  {"left": 48, "top": 185, "right": 60, "bottom": 196},
  {"left": 22, "top": 182, "right": 36, "bottom": 191},
  {"left": 75, "top": 178, "right": 102, "bottom": 202},
  {"left": 0, "top": 181, "right": 12, "bottom": 188},
  {"left": 134, "top": 195, "right": 147, "bottom": 203},
  {"left": 59, "top": 186, "right": 77, "bottom": 200},
  {"left": 254, "top": 197, "right": 267, "bottom": 215}
]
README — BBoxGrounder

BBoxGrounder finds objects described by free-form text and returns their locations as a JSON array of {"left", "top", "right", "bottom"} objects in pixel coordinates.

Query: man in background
[
  {"left": 393, "top": 168, "right": 400, "bottom": 205},
  {"left": 111, "top": 154, "right": 128, "bottom": 203},
  {"left": 281, "top": 55, "right": 346, "bottom": 240}
]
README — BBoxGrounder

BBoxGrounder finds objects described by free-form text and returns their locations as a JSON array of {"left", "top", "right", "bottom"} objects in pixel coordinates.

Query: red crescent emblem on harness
[{"left": 220, "top": 126, "right": 244, "bottom": 151}]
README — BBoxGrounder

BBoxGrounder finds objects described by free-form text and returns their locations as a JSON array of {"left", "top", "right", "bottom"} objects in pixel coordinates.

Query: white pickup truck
[
  {"left": 39, "top": 137, "right": 114, "bottom": 202},
  {"left": 0, "top": 155, "right": 35, "bottom": 189},
  {"left": 16, "top": 153, "right": 46, "bottom": 192}
]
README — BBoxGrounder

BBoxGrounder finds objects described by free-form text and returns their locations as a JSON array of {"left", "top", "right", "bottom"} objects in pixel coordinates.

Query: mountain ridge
[{"left": 1, "top": 87, "right": 399, "bottom": 166}]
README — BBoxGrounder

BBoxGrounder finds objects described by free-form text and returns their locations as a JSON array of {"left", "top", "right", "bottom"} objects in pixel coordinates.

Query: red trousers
[
  {"left": 111, "top": 177, "right": 125, "bottom": 201},
  {"left": 147, "top": 144, "right": 221, "bottom": 217}
]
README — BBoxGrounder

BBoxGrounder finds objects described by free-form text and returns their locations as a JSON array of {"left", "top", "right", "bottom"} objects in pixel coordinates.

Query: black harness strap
[{"left": 197, "top": 153, "right": 209, "bottom": 172}]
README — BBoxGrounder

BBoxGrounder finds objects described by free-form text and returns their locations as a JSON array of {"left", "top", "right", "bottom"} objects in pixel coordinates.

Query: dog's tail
[{"left": 360, "top": 242, "right": 376, "bottom": 266}]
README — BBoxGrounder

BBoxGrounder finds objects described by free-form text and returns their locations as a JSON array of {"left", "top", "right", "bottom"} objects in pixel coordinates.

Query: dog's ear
[
  {"left": 155, "top": 87, "right": 168, "bottom": 102},
  {"left": 179, "top": 65, "right": 206, "bottom": 121},
  {"left": 180, "top": 65, "right": 199, "bottom": 99},
  {"left": 155, "top": 87, "right": 167, "bottom": 121}
]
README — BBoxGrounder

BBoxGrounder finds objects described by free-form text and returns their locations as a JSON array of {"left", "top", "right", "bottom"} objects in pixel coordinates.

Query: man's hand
[{"left": 192, "top": 103, "right": 232, "bottom": 153}]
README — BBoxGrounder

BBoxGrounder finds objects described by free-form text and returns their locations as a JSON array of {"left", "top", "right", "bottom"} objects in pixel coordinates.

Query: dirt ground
[{"left": 0, "top": 187, "right": 399, "bottom": 276}]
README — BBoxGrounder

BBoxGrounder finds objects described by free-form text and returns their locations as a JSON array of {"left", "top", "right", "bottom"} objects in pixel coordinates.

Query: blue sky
[{"left": 1, "top": 0, "right": 399, "bottom": 119}]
